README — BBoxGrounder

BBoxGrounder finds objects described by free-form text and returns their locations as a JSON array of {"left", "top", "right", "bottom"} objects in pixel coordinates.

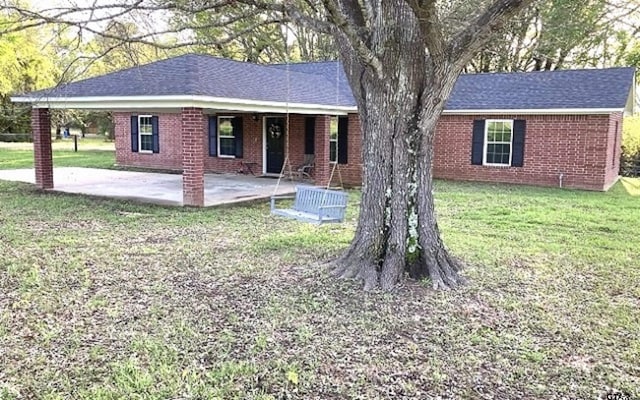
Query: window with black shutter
[
  {"left": 131, "top": 115, "right": 158, "bottom": 153},
  {"left": 337, "top": 116, "right": 348, "bottom": 164},
  {"left": 472, "top": 119, "right": 525, "bottom": 167},
  {"left": 217, "top": 116, "right": 236, "bottom": 157}
]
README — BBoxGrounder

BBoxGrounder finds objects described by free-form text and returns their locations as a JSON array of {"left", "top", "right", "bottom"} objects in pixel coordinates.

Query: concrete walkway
[{"left": 0, "top": 167, "right": 297, "bottom": 207}]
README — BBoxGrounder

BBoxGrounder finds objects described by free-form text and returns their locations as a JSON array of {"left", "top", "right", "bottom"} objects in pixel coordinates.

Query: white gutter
[
  {"left": 10, "top": 94, "right": 628, "bottom": 116},
  {"left": 10, "top": 94, "right": 358, "bottom": 115},
  {"left": 442, "top": 108, "right": 624, "bottom": 115}
]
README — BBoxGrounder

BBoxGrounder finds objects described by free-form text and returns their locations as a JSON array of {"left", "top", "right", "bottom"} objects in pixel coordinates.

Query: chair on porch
[{"left": 295, "top": 154, "right": 314, "bottom": 180}]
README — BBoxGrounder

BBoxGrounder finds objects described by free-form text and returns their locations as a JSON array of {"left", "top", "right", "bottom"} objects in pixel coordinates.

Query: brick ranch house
[{"left": 12, "top": 54, "right": 636, "bottom": 206}]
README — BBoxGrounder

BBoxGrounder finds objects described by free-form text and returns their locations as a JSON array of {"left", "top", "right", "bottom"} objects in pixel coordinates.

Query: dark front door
[{"left": 265, "top": 117, "right": 286, "bottom": 174}]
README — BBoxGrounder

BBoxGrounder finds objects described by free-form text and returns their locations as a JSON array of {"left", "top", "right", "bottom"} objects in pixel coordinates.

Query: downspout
[{"left": 559, "top": 173, "right": 564, "bottom": 189}]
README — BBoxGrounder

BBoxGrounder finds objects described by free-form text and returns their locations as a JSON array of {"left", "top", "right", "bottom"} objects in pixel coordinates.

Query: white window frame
[
  {"left": 329, "top": 116, "right": 338, "bottom": 163},
  {"left": 217, "top": 116, "right": 236, "bottom": 158},
  {"left": 483, "top": 119, "right": 514, "bottom": 167},
  {"left": 138, "top": 115, "right": 153, "bottom": 153}
]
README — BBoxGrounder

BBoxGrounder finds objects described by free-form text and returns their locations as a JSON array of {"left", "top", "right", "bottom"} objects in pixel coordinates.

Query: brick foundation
[{"left": 32, "top": 108, "right": 53, "bottom": 189}]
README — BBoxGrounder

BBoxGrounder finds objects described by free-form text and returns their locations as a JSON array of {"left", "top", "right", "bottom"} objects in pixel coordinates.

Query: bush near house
[
  {"left": 621, "top": 116, "right": 640, "bottom": 176},
  {"left": 0, "top": 132, "right": 32, "bottom": 142}
]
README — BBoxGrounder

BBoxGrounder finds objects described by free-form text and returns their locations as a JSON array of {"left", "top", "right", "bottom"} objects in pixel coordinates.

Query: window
[
  {"left": 138, "top": 115, "right": 153, "bottom": 152},
  {"left": 484, "top": 120, "right": 513, "bottom": 166},
  {"left": 329, "top": 116, "right": 338, "bottom": 163},
  {"left": 218, "top": 116, "right": 235, "bottom": 157}
]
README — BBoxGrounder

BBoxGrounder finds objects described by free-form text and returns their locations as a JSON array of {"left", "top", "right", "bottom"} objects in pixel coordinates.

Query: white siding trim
[
  {"left": 11, "top": 94, "right": 628, "bottom": 116},
  {"left": 443, "top": 108, "right": 623, "bottom": 115},
  {"left": 11, "top": 95, "right": 356, "bottom": 115}
]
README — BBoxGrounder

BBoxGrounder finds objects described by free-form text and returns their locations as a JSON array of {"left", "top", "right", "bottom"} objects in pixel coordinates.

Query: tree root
[{"left": 425, "top": 247, "right": 465, "bottom": 290}]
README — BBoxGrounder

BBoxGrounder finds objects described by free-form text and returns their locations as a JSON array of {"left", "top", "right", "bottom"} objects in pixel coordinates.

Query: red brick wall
[
  {"left": 204, "top": 113, "right": 361, "bottom": 182},
  {"left": 314, "top": 115, "right": 331, "bottom": 186},
  {"left": 204, "top": 113, "right": 259, "bottom": 174},
  {"left": 181, "top": 107, "right": 205, "bottom": 206},
  {"left": 604, "top": 112, "right": 623, "bottom": 189},
  {"left": 32, "top": 108, "right": 53, "bottom": 189},
  {"left": 114, "top": 112, "right": 183, "bottom": 170},
  {"left": 433, "top": 114, "right": 614, "bottom": 191},
  {"left": 202, "top": 113, "right": 309, "bottom": 175},
  {"left": 339, "top": 113, "right": 363, "bottom": 187},
  {"left": 113, "top": 111, "right": 617, "bottom": 191},
  {"left": 114, "top": 112, "right": 326, "bottom": 177}
]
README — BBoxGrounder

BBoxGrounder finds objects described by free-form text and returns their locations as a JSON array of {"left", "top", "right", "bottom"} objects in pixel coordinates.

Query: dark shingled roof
[
  {"left": 447, "top": 67, "right": 635, "bottom": 110},
  {"left": 268, "top": 61, "right": 355, "bottom": 106},
  {"left": 25, "top": 54, "right": 356, "bottom": 107},
  {"left": 21, "top": 53, "right": 635, "bottom": 111}
]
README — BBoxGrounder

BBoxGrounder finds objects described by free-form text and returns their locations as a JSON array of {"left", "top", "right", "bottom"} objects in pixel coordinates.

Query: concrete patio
[{"left": 0, "top": 167, "right": 297, "bottom": 207}]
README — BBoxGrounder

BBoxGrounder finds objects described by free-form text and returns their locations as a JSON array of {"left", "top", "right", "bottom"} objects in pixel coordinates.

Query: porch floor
[{"left": 0, "top": 167, "right": 297, "bottom": 207}]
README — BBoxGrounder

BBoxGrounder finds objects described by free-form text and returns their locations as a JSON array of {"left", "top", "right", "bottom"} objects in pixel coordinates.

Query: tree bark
[{"left": 331, "top": 3, "right": 465, "bottom": 291}]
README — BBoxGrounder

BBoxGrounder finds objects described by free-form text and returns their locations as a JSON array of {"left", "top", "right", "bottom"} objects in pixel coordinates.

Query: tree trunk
[{"left": 332, "top": 3, "right": 465, "bottom": 291}]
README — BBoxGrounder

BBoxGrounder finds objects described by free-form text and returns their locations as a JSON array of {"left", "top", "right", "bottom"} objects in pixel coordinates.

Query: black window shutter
[
  {"left": 233, "top": 117, "right": 243, "bottom": 158},
  {"left": 512, "top": 119, "right": 526, "bottom": 167},
  {"left": 337, "top": 116, "right": 349, "bottom": 164},
  {"left": 471, "top": 119, "right": 485, "bottom": 165},
  {"left": 304, "top": 117, "right": 316, "bottom": 154},
  {"left": 130, "top": 115, "right": 139, "bottom": 153},
  {"left": 151, "top": 116, "right": 159, "bottom": 153},
  {"left": 208, "top": 116, "right": 217, "bottom": 157}
]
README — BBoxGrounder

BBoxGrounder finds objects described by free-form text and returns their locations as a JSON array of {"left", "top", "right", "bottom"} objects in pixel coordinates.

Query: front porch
[
  {"left": 0, "top": 167, "right": 296, "bottom": 207},
  {"left": 30, "top": 107, "right": 359, "bottom": 207}
]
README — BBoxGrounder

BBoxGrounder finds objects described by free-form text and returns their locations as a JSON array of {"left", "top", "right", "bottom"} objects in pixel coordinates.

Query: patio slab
[{"left": 0, "top": 167, "right": 297, "bottom": 207}]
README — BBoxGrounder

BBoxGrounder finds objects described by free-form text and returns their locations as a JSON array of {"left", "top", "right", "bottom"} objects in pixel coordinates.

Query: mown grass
[
  {"left": 0, "top": 177, "right": 639, "bottom": 399},
  {"left": 0, "top": 136, "right": 115, "bottom": 170}
]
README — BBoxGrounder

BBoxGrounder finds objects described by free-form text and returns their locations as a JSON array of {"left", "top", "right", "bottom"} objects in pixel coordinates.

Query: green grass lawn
[
  {"left": 0, "top": 176, "right": 639, "bottom": 399},
  {"left": 0, "top": 136, "right": 115, "bottom": 170}
]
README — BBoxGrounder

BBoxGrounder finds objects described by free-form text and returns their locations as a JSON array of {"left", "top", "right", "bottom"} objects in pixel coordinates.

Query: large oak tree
[{"left": 2, "top": 0, "right": 540, "bottom": 290}]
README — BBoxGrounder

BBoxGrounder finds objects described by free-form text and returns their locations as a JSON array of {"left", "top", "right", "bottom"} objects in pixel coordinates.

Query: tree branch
[
  {"left": 448, "top": 0, "right": 539, "bottom": 67},
  {"left": 407, "top": 0, "right": 445, "bottom": 62},
  {"left": 321, "top": 0, "right": 382, "bottom": 77}
]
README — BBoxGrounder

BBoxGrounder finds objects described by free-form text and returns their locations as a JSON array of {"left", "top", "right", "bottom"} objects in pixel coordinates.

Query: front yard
[
  {"left": 0, "top": 171, "right": 639, "bottom": 398},
  {"left": 0, "top": 136, "right": 115, "bottom": 170}
]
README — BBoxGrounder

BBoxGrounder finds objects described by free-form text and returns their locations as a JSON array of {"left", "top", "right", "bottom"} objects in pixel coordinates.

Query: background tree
[
  {"left": 167, "top": 2, "right": 336, "bottom": 63},
  {"left": 0, "top": 8, "right": 56, "bottom": 135},
  {"left": 171, "top": 3, "right": 287, "bottom": 63},
  {"left": 87, "top": 20, "right": 168, "bottom": 74},
  {"left": 467, "top": 0, "right": 640, "bottom": 72}
]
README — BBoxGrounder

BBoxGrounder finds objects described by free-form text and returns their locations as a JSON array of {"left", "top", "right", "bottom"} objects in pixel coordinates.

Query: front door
[{"left": 265, "top": 117, "right": 286, "bottom": 174}]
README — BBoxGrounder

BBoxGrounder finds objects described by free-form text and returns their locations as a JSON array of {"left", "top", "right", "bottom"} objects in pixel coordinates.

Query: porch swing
[{"left": 269, "top": 15, "right": 348, "bottom": 224}]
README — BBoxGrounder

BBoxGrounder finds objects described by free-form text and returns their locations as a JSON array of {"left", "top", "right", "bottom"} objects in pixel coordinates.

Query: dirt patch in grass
[{"left": 0, "top": 180, "right": 639, "bottom": 399}]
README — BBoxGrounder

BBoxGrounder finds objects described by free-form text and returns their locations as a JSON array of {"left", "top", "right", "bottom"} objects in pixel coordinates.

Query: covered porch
[
  {"left": 12, "top": 54, "right": 361, "bottom": 206},
  {"left": 0, "top": 167, "right": 297, "bottom": 207},
  {"left": 28, "top": 106, "right": 355, "bottom": 207}
]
